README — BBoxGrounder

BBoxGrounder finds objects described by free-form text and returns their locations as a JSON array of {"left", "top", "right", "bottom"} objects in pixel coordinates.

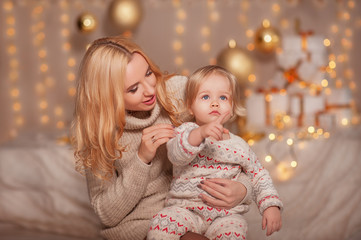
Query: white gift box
[
  {"left": 326, "top": 87, "right": 352, "bottom": 105},
  {"left": 246, "top": 93, "right": 266, "bottom": 131}
]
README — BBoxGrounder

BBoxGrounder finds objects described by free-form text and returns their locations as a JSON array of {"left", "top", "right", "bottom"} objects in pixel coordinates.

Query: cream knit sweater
[{"left": 84, "top": 75, "right": 251, "bottom": 240}]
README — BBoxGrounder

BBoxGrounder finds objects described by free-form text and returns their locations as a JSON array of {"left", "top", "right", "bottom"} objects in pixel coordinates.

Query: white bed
[{"left": 1, "top": 126, "right": 361, "bottom": 240}]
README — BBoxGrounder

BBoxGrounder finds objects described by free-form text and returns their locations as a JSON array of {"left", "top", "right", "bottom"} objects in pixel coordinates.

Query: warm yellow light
[
  {"left": 228, "top": 39, "right": 236, "bottom": 48},
  {"left": 341, "top": 118, "right": 349, "bottom": 126},
  {"left": 201, "top": 26, "right": 210, "bottom": 37},
  {"left": 39, "top": 100, "right": 48, "bottom": 109},
  {"left": 56, "top": 121, "right": 65, "bottom": 129},
  {"left": 67, "top": 72, "right": 75, "bottom": 81},
  {"left": 54, "top": 107, "right": 63, "bottom": 116},
  {"left": 324, "top": 132, "right": 330, "bottom": 138},
  {"left": 308, "top": 126, "right": 315, "bottom": 134},
  {"left": 246, "top": 29, "right": 254, "bottom": 38},
  {"left": 16, "top": 116, "right": 24, "bottom": 126},
  {"left": 38, "top": 49, "right": 47, "bottom": 58},
  {"left": 41, "top": 115, "right": 49, "bottom": 124},
  {"left": 63, "top": 42, "right": 71, "bottom": 51},
  {"left": 10, "top": 88, "right": 19, "bottom": 97},
  {"left": 175, "top": 56, "right": 183, "bottom": 66},
  {"left": 13, "top": 102, "right": 21, "bottom": 111},
  {"left": 291, "top": 161, "right": 298, "bottom": 168},
  {"left": 317, "top": 128, "right": 324, "bottom": 135},
  {"left": 265, "top": 155, "right": 272, "bottom": 162},
  {"left": 173, "top": 40, "right": 182, "bottom": 51},
  {"left": 287, "top": 138, "right": 293, "bottom": 145},
  {"left": 177, "top": 9, "right": 186, "bottom": 20},
  {"left": 248, "top": 139, "right": 255, "bottom": 146},
  {"left": 269, "top": 133, "right": 276, "bottom": 141},
  {"left": 262, "top": 19, "right": 270, "bottom": 28},
  {"left": 6, "top": 28, "right": 15, "bottom": 36},
  {"left": 40, "top": 64, "right": 48, "bottom": 72},
  {"left": 272, "top": 3, "right": 280, "bottom": 13},
  {"left": 265, "top": 94, "right": 272, "bottom": 102},
  {"left": 283, "top": 115, "right": 291, "bottom": 123},
  {"left": 323, "top": 38, "right": 331, "bottom": 47},
  {"left": 201, "top": 42, "right": 211, "bottom": 52},
  {"left": 209, "top": 11, "right": 219, "bottom": 22},
  {"left": 321, "top": 79, "right": 328, "bottom": 87},
  {"left": 67, "top": 58, "right": 76, "bottom": 67},
  {"left": 248, "top": 74, "right": 256, "bottom": 83},
  {"left": 329, "top": 61, "right": 336, "bottom": 69},
  {"left": 68, "top": 87, "right": 76, "bottom": 97},
  {"left": 60, "top": 13, "right": 69, "bottom": 23},
  {"left": 176, "top": 24, "right": 184, "bottom": 35},
  {"left": 247, "top": 43, "right": 255, "bottom": 51}
]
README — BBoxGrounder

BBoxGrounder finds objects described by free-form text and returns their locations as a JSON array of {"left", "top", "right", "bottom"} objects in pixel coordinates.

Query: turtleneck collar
[{"left": 124, "top": 102, "right": 161, "bottom": 130}]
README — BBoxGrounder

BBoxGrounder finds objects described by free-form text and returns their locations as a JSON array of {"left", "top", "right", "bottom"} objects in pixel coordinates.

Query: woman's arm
[{"left": 85, "top": 152, "right": 151, "bottom": 227}]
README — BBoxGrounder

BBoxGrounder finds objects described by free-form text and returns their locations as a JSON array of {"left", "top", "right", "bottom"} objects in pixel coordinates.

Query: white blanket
[{"left": 0, "top": 126, "right": 361, "bottom": 240}]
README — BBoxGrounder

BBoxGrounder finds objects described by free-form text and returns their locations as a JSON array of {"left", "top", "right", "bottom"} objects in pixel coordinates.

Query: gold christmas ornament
[
  {"left": 77, "top": 13, "right": 97, "bottom": 33},
  {"left": 254, "top": 19, "right": 281, "bottom": 53},
  {"left": 109, "top": 0, "right": 143, "bottom": 32},
  {"left": 217, "top": 41, "right": 254, "bottom": 85}
]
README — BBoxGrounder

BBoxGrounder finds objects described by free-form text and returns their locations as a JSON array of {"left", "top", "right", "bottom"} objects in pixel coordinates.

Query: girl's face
[
  {"left": 124, "top": 53, "right": 157, "bottom": 111},
  {"left": 190, "top": 74, "right": 233, "bottom": 126}
]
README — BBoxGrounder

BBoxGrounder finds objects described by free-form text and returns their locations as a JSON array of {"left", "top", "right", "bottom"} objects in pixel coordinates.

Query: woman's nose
[{"left": 144, "top": 81, "right": 155, "bottom": 95}]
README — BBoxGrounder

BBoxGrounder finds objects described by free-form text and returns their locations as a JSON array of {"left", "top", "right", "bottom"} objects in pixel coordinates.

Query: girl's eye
[
  {"left": 128, "top": 86, "right": 138, "bottom": 93},
  {"left": 201, "top": 95, "right": 209, "bottom": 100},
  {"left": 145, "top": 68, "right": 153, "bottom": 77},
  {"left": 220, "top": 95, "right": 228, "bottom": 101}
]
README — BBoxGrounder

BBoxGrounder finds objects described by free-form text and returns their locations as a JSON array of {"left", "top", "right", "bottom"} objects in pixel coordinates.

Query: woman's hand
[
  {"left": 138, "top": 123, "right": 175, "bottom": 164},
  {"left": 197, "top": 178, "right": 247, "bottom": 209}
]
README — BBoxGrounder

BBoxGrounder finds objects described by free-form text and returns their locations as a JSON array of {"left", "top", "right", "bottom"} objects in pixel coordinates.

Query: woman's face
[{"left": 123, "top": 53, "right": 157, "bottom": 112}]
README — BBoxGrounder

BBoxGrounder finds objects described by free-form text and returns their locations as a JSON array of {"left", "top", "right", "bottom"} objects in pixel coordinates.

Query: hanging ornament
[
  {"left": 77, "top": 12, "right": 97, "bottom": 33},
  {"left": 109, "top": 0, "right": 143, "bottom": 32},
  {"left": 254, "top": 19, "right": 281, "bottom": 53},
  {"left": 217, "top": 40, "right": 254, "bottom": 86}
]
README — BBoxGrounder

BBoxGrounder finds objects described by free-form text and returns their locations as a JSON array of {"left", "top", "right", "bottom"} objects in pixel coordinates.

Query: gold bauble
[
  {"left": 254, "top": 24, "right": 281, "bottom": 53},
  {"left": 77, "top": 13, "right": 97, "bottom": 33},
  {"left": 217, "top": 44, "right": 254, "bottom": 85},
  {"left": 109, "top": 0, "right": 143, "bottom": 32}
]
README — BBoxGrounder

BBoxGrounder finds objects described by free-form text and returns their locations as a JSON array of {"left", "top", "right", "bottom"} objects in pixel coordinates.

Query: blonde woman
[
  {"left": 148, "top": 65, "right": 283, "bottom": 240},
  {"left": 72, "top": 36, "right": 251, "bottom": 240}
]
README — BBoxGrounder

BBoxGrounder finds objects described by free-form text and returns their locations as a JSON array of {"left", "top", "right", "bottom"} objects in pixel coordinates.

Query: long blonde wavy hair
[{"left": 71, "top": 36, "right": 179, "bottom": 181}]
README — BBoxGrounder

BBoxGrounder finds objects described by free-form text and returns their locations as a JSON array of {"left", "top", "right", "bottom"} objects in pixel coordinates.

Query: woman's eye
[
  {"left": 128, "top": 86, "right": 138, "bottom": 93},
  {"left": 201, "top": 95, "right": 209, "bottom": 100},
  {"left": 145, "top": 69, "right": 153, "bottom": 77},
  {"left": 220, "top": 95, "right": 227, "bottom": 100}
]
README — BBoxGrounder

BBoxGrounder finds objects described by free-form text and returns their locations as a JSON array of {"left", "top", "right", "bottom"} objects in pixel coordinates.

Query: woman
[{"left": 71, "top": 36, "right": 251, "bottom": 240}]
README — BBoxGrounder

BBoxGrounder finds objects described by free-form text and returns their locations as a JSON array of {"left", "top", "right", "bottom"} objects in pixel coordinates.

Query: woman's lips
[{"left": 143, "top": 95, "right": 156, "bottom": 105}]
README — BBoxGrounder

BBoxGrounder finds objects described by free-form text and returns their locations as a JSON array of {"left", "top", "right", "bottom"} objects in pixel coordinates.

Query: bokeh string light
[{"left": 3, "top": 0, "right": 22, "bottom": 140}]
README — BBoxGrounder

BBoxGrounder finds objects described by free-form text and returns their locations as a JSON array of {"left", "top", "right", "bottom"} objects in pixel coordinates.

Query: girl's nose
[{"left": 211, "top": 101, "right": 219, "bottom": 108}]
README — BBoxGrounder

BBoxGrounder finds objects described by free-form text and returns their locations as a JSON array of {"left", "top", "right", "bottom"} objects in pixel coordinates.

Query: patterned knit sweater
[
  {"left": 84, "top": 76, "right": 252, "bottom": 240},
  {"left": 166, "top": 122, "right": 283, "bottom": 215}
]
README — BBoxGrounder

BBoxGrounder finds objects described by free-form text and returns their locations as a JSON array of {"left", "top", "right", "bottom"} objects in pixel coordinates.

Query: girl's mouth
[
  {"left": 143, "top": 95, "right": 156, "bottom": 105},
  {"left": 209, "top": 111, "right": 220, "bottom": 115}
]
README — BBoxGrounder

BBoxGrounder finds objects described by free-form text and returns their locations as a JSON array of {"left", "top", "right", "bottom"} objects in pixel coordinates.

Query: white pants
[{"left": 147, "top": 206, "right": 248, "bottom": 240}]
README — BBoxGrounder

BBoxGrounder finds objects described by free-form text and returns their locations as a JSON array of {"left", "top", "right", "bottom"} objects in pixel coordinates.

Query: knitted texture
[
  {"left": 84, "top": 76, "right": 187, "bottom": 240},
  {"left": 167, "top": 122, "right": 283, "bottom": 215}
]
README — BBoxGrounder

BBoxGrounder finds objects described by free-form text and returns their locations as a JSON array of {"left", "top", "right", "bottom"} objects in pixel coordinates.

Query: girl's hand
[
  {"left": 262, "top": 206, "right": 282, "bottom": 236},
  {"left": 198, "top": 178, "right": 247, "bottom": 209},
  {"left": 138, "top": 123, "right": 175, "bottom": 164}
]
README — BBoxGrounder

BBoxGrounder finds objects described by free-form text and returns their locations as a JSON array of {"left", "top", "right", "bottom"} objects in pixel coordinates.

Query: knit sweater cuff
[{"left": 258, "top": 195, "right": 284, "bottom": 215}]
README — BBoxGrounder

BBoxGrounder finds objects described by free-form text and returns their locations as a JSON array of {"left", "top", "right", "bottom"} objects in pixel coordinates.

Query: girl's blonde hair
[
  {"left": 71, "top": 36, "right": 178, "bottom": 180},
  {"left": 185, "top": 65, "right": 246, "bottom": 122}
]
